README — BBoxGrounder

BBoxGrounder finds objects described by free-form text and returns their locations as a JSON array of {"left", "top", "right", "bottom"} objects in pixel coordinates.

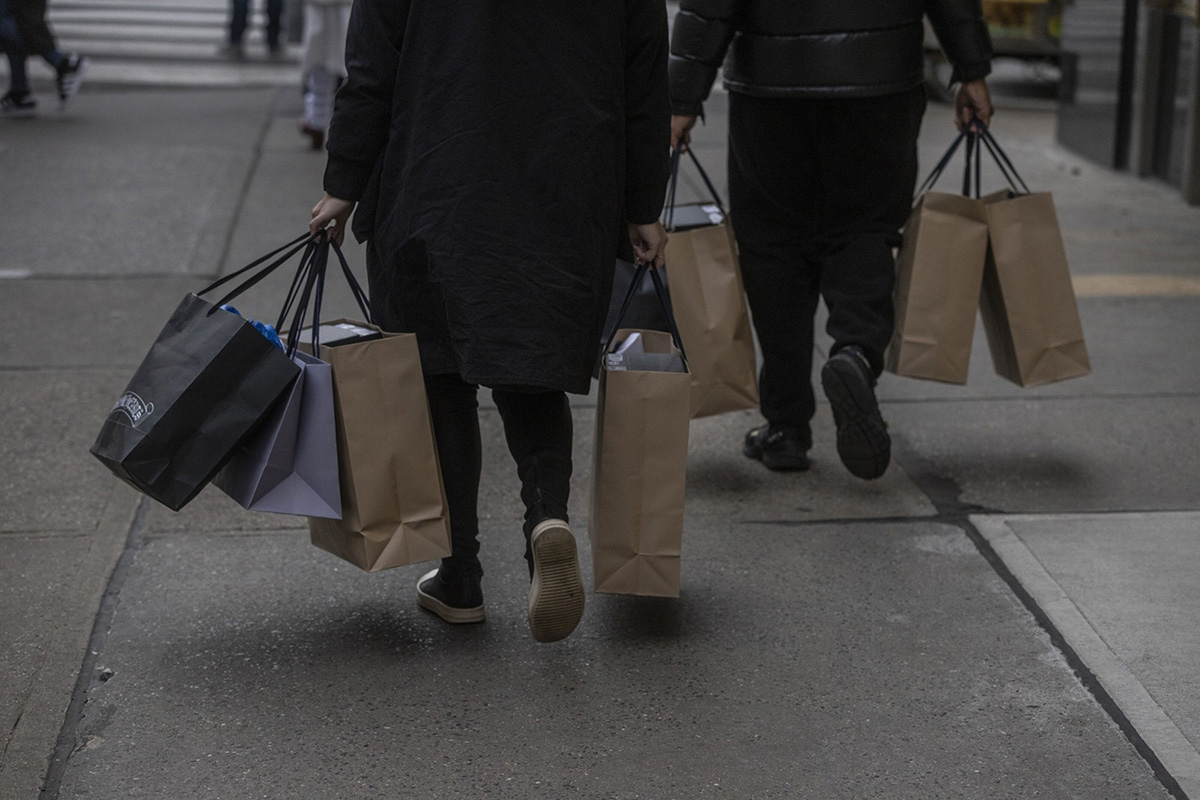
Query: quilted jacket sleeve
[
  {"left": 668, "top": 0, "right": 744, "bottom": 117},
  {"left": 925, "top": 0, "right": 994, "bottom": 84}
]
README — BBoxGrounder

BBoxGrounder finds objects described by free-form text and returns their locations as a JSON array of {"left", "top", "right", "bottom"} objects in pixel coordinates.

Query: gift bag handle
[
  {"left": 915, "top": 129, "right": 970, "bottom": 197},
  {"left": 664, "top": 147, "right": 726, "bottom": 230},
  {"left": 330, "top": 239, "right": 376, "bottom": 326},
  {"left": 202, "top": 234, "right": 326, "bottom": 315},
  {"left": 277, "top": 235, "right": 378, "bottom": 359},
  {"left": 282, "top": 234, "right": 330, "bottom": 359},
  {"left": 197, "top": 232, "right": 314, "bottom": 308},
  {"left": 601, "top": 262, "right": 689, "bottom": 369},
  {"left": 916, "top": 117, "right": 1030, "bottom": 200},
  {"left": 975, "top": 121, "right": 1031, "bottom": 195}
]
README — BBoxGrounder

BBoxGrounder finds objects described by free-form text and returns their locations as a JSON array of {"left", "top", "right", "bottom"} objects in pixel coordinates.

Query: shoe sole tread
[
  {"left": 821, "top": 359, "right": 890, "bottom": 480},
  {"left": 528, "top": 521, "right": 584, "bottom": 643}
]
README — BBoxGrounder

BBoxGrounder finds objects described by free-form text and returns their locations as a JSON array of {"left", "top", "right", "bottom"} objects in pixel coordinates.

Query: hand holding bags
[
  {"left": 662, "top": 148, "right": 759, "bottom": 418},
  {"left": 303, "top": 243, "right": 452, "bottom": 572},
  {"left": 590, "top": 264, "right": 691, "bottom": 597},
  {"left": 886, "top": 131, "right": 991, "bottom": 384},
  {"left": 90, "top": 235, "right": 312, "bottom": 510}
]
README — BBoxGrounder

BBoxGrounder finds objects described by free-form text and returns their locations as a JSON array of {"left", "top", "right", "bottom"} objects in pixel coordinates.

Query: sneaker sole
[
  {"left": 416, "top": 568, "right": 485, "bottom": 624},
  {"left": 528, "top": 520, "right": 585, "bottom": 643},
  {"left": 821, "top": 358, "right": 891, "bottom": 480}
]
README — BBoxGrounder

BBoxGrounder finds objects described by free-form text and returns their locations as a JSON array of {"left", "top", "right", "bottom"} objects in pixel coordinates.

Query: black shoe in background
[
  {"left": 743, "top": 423, "right": 810, "bottom": 471},
  {"left": 1, "top": 91, "right": 37, "bottom": 118},
  {"left": 821, "top": 346, "right": 891, "bottom": 480},
  {"left": 416, "top": 568, "right": 485, "bottom": 624}
]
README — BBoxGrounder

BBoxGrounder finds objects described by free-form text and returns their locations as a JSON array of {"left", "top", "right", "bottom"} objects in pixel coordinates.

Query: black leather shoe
[
  {"left": 417, "top": 568, "right": 485, "bottom": 624},
  {"left": 821, "top": 346, "right": 891, "bottom": 480},
  {"left": 743, "top": 423, "right": 810, "bottom": 471}
]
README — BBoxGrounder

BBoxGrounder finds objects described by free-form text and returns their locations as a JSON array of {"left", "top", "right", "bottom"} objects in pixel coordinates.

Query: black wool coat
[{"left": 324, "top": 0, "right": 672, "bottom": 394}]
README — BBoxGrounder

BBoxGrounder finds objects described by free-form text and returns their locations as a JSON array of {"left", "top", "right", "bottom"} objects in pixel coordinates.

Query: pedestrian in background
[
  {"left": 0, "top": 0, "right": 86, "bottom": 116},
  {"left": 297, "top": 0, "right": 350, "bottom": 149},
  {"left": 309, "top": 0, "right": 671, "bottom": 643},
  {"left": 671, "top": 0, "right": 994, "bottom": 480},
  {"left": 221, "top": 0, "right": 285, "bottom": 59}
]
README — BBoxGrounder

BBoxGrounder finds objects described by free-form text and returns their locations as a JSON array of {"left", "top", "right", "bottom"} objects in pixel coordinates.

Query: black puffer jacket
[{"left": 670, "top": 0, "right": 993, "bottom": 114}]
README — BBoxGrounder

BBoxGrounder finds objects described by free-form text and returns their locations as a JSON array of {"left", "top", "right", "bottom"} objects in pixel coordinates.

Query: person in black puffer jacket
[{"left": 671, "top": 0, "right": 994, "bottom": 480}]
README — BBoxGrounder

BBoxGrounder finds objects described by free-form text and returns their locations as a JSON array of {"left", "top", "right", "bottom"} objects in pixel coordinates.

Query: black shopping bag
[
  {"left": 90, "top": 236, "right": 314, "bottom": 511},
  {"left": 601, "top": 258, "right": 673, "bottom": 343}
]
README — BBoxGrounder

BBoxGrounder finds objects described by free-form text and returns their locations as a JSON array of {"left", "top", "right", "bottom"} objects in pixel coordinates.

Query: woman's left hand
[
  {"left": 310, "top": 193, "right": 356, "bottom": 244},
  {"left": 628, "top": 220, "right": 668, "bottom": 268}
]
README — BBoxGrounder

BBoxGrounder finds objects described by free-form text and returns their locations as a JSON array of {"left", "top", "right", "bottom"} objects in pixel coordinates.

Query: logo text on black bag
[{"left": 112, "top": 392, "right": 155, "bottom": 427}]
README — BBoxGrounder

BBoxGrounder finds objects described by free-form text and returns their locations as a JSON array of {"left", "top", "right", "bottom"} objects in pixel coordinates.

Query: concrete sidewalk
[{"left": 1, "top": 83, "right": 1198, "bottom": 800}]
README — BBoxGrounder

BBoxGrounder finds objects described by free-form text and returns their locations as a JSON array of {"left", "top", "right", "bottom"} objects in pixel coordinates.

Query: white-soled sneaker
[
  {"left": 527, "top": 519, "right": 585, "bottom": 643},
  {"left": 56, "top": 54, "right": 88, "bottom": 109},
  {"left": 416, "top": 568, "right": 485, "bottom": 624}
]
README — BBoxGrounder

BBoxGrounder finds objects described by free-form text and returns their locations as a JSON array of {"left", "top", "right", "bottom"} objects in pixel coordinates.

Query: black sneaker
[
  {"left": 55, "top": 54, "right": 88, "bottom": 108},
  {"left": 527, "top": 519, "right": 584, "bottom": 643},
  {"left": 743, "top": 423, "right": 810, "bottom": 471},
  {"left": 417, "top": 568, "right": 485, "bottom": 624},
  {"left": 1, "top": 91, "right": 37, "bottom": 118},
  {"left": 821, "top": 346, "right": 891, "bottom": 480}
]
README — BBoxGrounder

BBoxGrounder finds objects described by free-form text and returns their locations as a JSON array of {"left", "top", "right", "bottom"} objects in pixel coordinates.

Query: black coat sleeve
[
  {"left": 625, "top": 0, "right": 672, "bottom": 225},
  {"left": 322, "top": 0, "right": 409, "bottom": 201},
  {"left": 925, "top": 0, "right": 994, "bottom": 84},
  {"left": 668, "top": 0, "right": 743, "bottom": 117}
]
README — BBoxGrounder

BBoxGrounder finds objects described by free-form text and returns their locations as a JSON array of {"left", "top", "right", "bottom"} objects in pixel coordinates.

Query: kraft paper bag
[
  {"left": 664, "top": 217, "right": 760, "bottom": 418},
  {"left": 590, "top": 328, "right": 691, "bottom": 597},
  {"left": 885, "top": 190, "right": 990, "bottom": 385},
  {"left": 213, "top": 350, "right": 341, "bottom": 518},
  {"left": 662, "top": 148, "right": 759, "bottom": 418},
  {"left": 980, "top": 191, "right": 1091, "bottom": 386},
  {"left": 307, "top": 318, "right": 451, "bottom": 572}
]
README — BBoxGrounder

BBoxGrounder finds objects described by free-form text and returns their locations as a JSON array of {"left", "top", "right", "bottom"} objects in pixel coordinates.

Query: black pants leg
[
  {"left": 424, "top": 376, "right": 573, "bottom": 580},
  {"left": 729, "top": 89, "right": 925, "bottom": 433},
  {"left": 492, "top": 388, "right": 573, "bottom": 576},
  {"left": 228, "top": 0, "right": 249, "bottom": 44},
  {"left": 811, "top": 89, "right": 926, "bottom": 376},
  {"left": 265, "top": 0, "right": 283, "bottom": 48},
  {"left": 424, "top": 374, "right": 483, "bottom": 581}
]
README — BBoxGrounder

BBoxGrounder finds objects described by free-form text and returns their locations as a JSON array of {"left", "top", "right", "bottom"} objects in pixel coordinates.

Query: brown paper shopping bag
[
  {"left": 976, "top": 129, "right": 1091, "bottom": 387},
  {"left": 590, "top": 266, "right": 691, "bottom": 597},
  {"left": 308, "top": 318, "right": 451, "bottom": 572},
  {"left": 886, "top": 131, "right": 990, "bottom": 384},
  {"left": 663, "top": 148, "right": 759, "bottom": 418}
]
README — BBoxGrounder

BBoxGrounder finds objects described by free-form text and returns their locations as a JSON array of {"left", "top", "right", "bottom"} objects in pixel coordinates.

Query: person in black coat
[
  {"left": 310, "top": 0, "right": 671, "bottom": 643},
  {"left": 671, "top": 0, "right": 994, "bottom": 480}
]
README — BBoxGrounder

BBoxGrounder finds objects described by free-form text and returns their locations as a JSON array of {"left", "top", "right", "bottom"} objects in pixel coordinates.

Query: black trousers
[
  {"left": 424, "top": 373, "right": 573, "bottom": 581},
  {"left": 229, "top": 0, "right": 283, "bottom": 47},
  {"left": 729, "top": 89, "right": 926, "bottom": 442}
]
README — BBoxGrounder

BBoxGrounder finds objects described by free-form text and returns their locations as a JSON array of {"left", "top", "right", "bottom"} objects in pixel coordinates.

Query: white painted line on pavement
[
  {"left": 0, "top": 269, "right": 33, "bottom": 279},
  {"left": 1073, "top": 274, "right": 1200, "bottom": 297},
  {"left": 973, "top": 514, "right": 1200, "bottom": 800}
]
